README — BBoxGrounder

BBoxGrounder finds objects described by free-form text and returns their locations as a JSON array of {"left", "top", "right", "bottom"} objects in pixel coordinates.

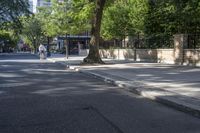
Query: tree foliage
[
  {"left": 0, "top": 0, "right": 30, "bottom": 29},
  {"left": 0, "top": 30, "right": 19, "bottom": 50},
  {"left": 101, "top": 0, "right": 148, "bottom": 40},
  {"left": 16, "top": 0, "right": 200, "bottom": 56},
  {"left": 20, "top": 16, "right": 43, "bottom": 52},
  {"left": 145, "top": 0, "right": 200, "bottom": 36},
  {"left": 143, "top": 0, "right": 200, "bottom": 48},
  {"left": 37, "top": 0, "right": 93, "bottom": 37}
]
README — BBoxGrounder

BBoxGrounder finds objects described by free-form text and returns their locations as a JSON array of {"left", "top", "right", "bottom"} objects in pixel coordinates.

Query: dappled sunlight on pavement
[
  {"left": 1, "top": 53, "right": 200, "bottom": 133},
  {"left": 47, "top": 54, "right": 200, "bottom": 106}
]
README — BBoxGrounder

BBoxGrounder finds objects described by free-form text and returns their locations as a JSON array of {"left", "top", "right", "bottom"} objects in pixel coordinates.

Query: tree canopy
[
  {"left": 20, "top": 16, "right": 43, "bottom": 52},
  {"left": 145, "top": 0, "right": 200, "bottom": 36},
  {"left": 0, "top": 0, "right": 30, "bottom": 29},
  {"left": 101, "top": 0, "right": 148, "bottom": 40},
  {"left": 4, "top": 0, "right": 200, "bottom": 59},
  {"left": 0, "top": 30, "right": 19, "bottom": 52}
]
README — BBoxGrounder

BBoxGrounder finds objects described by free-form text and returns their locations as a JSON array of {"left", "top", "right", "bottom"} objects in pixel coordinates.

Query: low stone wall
[
  {"left": 184, "top": 49, "right": 200, "bottom": 66},
  {"left": 78, "top": 34, "right": 200, "bottom": 66},
  {"left": 99, "top": 49, "right": 135, "bottom": 60},
  {"left": 135, "top": 49, "right": 157, "bottom": 62},
  {"left": 157, "top": 49, "right": 174, "bottom": 64},
  {"left": 99, "top": 49, "right": 175, "bottom": 63},
  {"left": 79, "top": 48, "right": 200, "bottom": 66}
]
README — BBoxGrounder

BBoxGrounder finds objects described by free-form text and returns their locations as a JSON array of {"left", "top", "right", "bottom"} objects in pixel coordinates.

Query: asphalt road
[{"left": 0, "top": 53, "right": 200, "bottom": 133}]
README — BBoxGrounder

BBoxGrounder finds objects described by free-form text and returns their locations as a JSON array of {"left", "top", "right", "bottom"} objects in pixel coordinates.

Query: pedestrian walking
[{"left": 39, "top": 44, "right": 46, "bottom": 60}]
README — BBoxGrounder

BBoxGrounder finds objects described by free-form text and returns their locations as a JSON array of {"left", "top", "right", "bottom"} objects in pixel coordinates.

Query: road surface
[{"left": 0, "top": 53, "right": 200, "bottom": 133}]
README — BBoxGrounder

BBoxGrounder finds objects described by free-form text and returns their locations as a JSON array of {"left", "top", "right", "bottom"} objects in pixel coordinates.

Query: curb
[
  {"left": 46, "top": 58, "right": 77, "bottom": 70},
  {"left": 46, "top": 58, "right": 56, "bottom": 63},
  {"left": 80, "top": 70, "right": 200, "bottom": 118},
  {"left": 46, "top": 58, "right": 65, "bottom": 64},
  {"left": 47, "top": 59, "right": 200, "bottom": 118}
]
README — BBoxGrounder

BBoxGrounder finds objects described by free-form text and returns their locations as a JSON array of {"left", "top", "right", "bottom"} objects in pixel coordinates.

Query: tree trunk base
[{"left": 83, "top": 56, "right": 105, "bottom": 64}]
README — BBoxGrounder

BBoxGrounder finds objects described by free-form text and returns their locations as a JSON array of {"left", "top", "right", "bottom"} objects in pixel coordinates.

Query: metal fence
[
  {"left": 187, "top": 34, "right": 200, "bottom": 49},
  {"left": 99, "top": 35, "right": 174, "bottom": 49}
]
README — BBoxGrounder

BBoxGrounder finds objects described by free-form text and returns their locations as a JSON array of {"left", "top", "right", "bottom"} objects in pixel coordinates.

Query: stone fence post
[{"left": 173, "top": 34, "right": 188, "bottom": 65}]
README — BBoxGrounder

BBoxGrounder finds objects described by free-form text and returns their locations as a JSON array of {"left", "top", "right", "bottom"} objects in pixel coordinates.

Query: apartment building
[
  {"left": 28, "top": 0, "right": 34, "bottom": 13},
  {"left": 32, "top": 0, "right": 51, "bottom": 13}
]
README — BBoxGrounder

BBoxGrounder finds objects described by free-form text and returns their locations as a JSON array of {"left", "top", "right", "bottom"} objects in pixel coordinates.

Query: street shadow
[
  {"left": 86, "top": 64, "right": 200, "bottom": 100},
  {"left": 1, "top": 54, "right": 200, "bottom": 133}
]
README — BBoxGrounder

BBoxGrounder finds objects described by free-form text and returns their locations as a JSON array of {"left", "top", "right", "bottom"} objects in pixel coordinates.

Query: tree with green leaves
[
  {"left": 20, "top": 16, "right": 43, "bottom": 53},
  {"left": 73, "top": 0, "right": 148, "bottom": 63},
  {"left": 37, "top": 0, "right": 90, "bottom": 57},
  {"left": 101, "top": 0, "right": 148, "bottom": 40},
  {"left": 79, "top": 0, "right": 106, "bottom": 63},
  {"left": 36, "top": 0, "right": 116, "bottom": 63},
  {"left": 37, "top": 0, "right": 92, "bottom": 37},
  {"left": 0, "top": 0, "right": 30, "bottom": 29},
  {"left": 101, "top": 1, "right": 130, "bottom": 40},
  {"left": 74, "top": 0, "right": 107, "bottom": 64},
  {"left": 38, "top": 0, "right": 70, "bottom": 37},
  {"left": 0, "top": 30, "right": 19, "bottom": 52},
  {"left": 36, "top": 3, "right": 59, "bottom": 56},
  {"left": 145, "top": 0, "right": 200, "bottom": 35},
  {"left": 144, "top": 0, "right": 200, "bottom": 48}
]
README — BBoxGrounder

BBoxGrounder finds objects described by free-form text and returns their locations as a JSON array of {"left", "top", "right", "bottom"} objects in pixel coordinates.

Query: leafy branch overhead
[
  {"left": 101, "top": 0, "right": 148, "bottom": 40},
  {"left": 0, "top": 0, "right": 30, "bottom": 29},
  {"left": 20, "top": 16, "right": 43, "bottom": 52}
]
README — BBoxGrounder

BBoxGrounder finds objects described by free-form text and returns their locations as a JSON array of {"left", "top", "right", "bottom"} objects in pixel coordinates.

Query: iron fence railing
[
  {"left": 99, "top": 35, "right": 174, "bottom": 49},
  {"left": 187, "top": 34, "right": 200, "bottom": 49}
]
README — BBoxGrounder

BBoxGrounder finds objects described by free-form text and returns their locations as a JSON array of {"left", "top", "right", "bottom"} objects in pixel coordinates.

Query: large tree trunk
[{"left": 83, "top": 0, "right": 106, "bottom": 64}]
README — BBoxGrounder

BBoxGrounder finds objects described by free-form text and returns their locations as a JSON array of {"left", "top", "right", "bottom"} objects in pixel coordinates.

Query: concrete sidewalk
[{"left": 47, "top": 54, "right": 200, "bottom": 118}]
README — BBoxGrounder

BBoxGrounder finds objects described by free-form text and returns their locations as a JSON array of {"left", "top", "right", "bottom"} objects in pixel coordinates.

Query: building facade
[
  {"left": 28, "top": 0, "right": 34, "bottom": 13},
  {"left": 32, "top": 0, "right": 51, "bottom": 13}
]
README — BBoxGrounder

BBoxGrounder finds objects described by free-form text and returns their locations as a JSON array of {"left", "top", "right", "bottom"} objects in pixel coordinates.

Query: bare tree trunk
[{"left": 83, "top": 0, "right": 106, "bottom": 64}]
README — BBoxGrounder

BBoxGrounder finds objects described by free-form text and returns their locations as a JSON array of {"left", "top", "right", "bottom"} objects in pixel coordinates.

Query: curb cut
[{"left": 80, "top": 70, "right": 200, "bottom": 118}]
